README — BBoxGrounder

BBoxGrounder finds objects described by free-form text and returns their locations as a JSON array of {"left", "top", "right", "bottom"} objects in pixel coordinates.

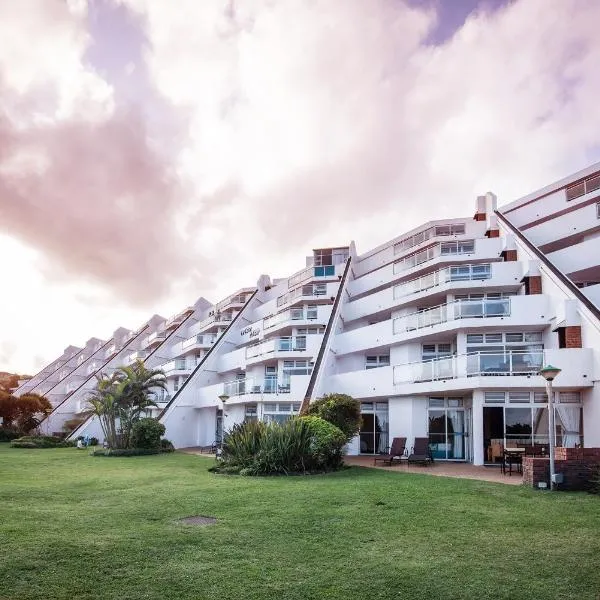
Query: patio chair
[
  {"left": 407, "top": 437, "right": 434, "bottom": 466},
  {"left": 373, "top": 437, "right": 407, "bottom": 467}
]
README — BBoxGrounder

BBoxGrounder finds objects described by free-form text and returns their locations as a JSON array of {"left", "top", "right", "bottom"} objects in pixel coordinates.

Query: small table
[{"left": 502, "top": 448, "right": 525, "bottom": 476}]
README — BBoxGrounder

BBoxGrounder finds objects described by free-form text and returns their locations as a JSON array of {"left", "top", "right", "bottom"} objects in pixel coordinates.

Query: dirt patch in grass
[{"left": 177, "top": 515, "right": 217, "bottom": 526}]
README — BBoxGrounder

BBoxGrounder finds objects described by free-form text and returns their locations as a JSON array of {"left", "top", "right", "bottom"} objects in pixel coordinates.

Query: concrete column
[{"left": 472, "top": 390, "right": 484, "bottom": 466}]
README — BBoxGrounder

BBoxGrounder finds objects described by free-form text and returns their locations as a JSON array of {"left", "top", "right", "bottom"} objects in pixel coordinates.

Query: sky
[{"left": 1, "top": 0, "right": 600, "bottom": 375}]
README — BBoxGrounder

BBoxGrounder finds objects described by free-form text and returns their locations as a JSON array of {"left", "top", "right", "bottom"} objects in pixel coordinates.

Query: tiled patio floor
[
  {"left": 181, "top": 448, "right": 523, "bottom": 485},
  {"left": 345, "top": 456, "right": 523, "bottom": 485}
]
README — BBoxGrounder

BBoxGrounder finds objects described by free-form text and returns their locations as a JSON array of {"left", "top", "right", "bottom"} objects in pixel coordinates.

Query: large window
[
  {"left": 566, "top": 172, "right": 600, "bottom": 201},
  {"left": 428, "top": 397, "right": 466, "bottom": 460},
  {"left": 440, "top": 240, "right": 475, "bottom": 255},
  {"left": 482, "top": 391, "right": 583, "bottom": 460},
  {"left": 263, "top": 402, "right": 301, "bottom": 424},
  {"left": 282, "top": 360, "right": 313, "bottom": 376},
  {"left": 360, "top": 402, "right": 389, "bottom": 454}
]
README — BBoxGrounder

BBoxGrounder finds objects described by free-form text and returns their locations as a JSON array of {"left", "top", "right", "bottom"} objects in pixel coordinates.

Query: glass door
[
  {"left": 428, "top": 398, "right": 466, "bottom": 460},
  {"left": 359, "top": 402, "right": 389, "bottom": 454}
]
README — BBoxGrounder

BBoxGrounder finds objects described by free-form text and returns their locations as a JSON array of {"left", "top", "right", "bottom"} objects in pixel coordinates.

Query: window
[
  {"left": 559, "top": 392, "right": 581, "bottom": 403},
  {"left": 422, "top": 344, "right": 452, "bottom": 360},
  {"left": 245, "top": 404, "right": 258, "bottom": 422},
  {"left": 314, "top": 265, "right": 335, "bottom": 277},
  {"left": 263, "top": 402, "right": 301, "bottom": 424},
  {"left": 296, "top": 327, "right": 325, "bottom": 335},
  {"left": 306, "top": 305, "right": 318, "bottom": 320},
  {"left": 508, "top": 392, "right": 530, "bottom": 403},
  {"left": 597, "top": 203, "right": 600, "bottom": 219},
  {"left": 440, "top": 240, "right": 475, "bottom": 255},
  {"left": 484, "top": 392, "right": 506, "bottom": 404},
  {"left": 566, "top": 172, "right": 600, "bottom": 201},
  {"left": 365, "top": 355, "right": 390, "bottom": 369},
  {"left": 283, "top": 360, "right": 313, "bottom": 375}
]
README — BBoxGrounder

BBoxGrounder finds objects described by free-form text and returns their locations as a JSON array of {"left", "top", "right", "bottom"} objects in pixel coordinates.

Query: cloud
[{"left": 2, "top": 0, "right": 600, "bottom": 372}]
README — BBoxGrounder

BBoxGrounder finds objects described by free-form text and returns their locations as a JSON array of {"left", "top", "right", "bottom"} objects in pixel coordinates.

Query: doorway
[{"left": 359, "top": 402, "right": 389, "bottom": 454}]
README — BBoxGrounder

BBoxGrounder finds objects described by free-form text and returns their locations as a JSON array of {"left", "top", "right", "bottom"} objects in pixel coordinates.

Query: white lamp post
[
  {"left": 217, "top": 394, "right": 229, "bottom": 459},
  {"left": 539, "top": 365, "right": 561, "bottom": 490}
]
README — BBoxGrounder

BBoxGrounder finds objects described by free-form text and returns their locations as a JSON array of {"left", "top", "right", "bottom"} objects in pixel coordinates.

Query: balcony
[
  {"left": 223, "top": 375, "right": 292, "bottom": 397},
  {"left": 277, "top": 283, "right": 330, "bottom": 308},
  {"left": 245, "top": 337, "right": 309, "bottom": 360},
  {"left": 65, "top": 380, "right": 83, "bottom": 394},
  {"left": 161, "top": 359, "right": 193, "bottom": 377},
  {"left": 104, "top": 345, "right": 116, "bottom": 358},
  {"left": 393, "top": 348, "right": 593, "bottom": 388},
  {"left": 264, "top": 305, "right": 327, "bottom": 331},
  {"left": 86, "top": 363, "right": 99, "bottom": 375},
  {"left": 393, "top": 223, "right": 467, "bottom": 255},
  {"left": 144, "top": 331, "right": 167, "bottom": 348},
  {"left": 393, "top": 297, "right": 511, "bottom": 334},
  {"left": 393, "top": 240, "right": 477, "bottom": 275},
  {"left": 393, "top": 264, "right": 492, "bottom": 299},
  {"left": 181, "top": 333, "right": 218, "bottom": 351},
  {"left": 125, "top": 349, "right": 149, "bottom": 365},
  {"left": 216, "top": 293, "right": 249, "bottom": 312},
  {"left": 164, "top": 313, "right": 186, "bottom": 330}
]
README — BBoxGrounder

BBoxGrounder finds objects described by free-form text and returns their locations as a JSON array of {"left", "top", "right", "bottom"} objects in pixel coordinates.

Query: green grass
[{"left": 1, "top": 445, "right": 599, "bottom": 600}]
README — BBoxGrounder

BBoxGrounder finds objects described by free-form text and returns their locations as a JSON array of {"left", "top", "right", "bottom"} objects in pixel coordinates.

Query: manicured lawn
[{"left": 1, "top": 445, "right": 599, "bottom": 600}]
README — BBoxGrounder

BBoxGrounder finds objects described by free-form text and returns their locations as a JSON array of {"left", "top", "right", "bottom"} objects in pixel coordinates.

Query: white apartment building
[
  {"left": 31, "top": 165, "right": 600, "bottom": 466},
  {"left": 500, "top": 161, "right": 600, "bottom": 306}
]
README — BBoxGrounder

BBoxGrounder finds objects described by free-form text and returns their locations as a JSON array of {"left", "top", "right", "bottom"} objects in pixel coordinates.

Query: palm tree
[
  {"left": 115, "top": 361, "right": 167, "bottom": 448},
  {"left": 87, "top": 361, "right": 167, "bottom": 449},
  {"left": 87, "top": 372, "right": 123, "bottom": 448}
]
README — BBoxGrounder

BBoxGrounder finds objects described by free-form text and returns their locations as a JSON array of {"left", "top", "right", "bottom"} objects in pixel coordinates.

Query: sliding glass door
[
  {"left": 428, "top": 398, "right": 466, "bottom": 460},
  {"left": 359, "top": 402, "right": 389, "bottom": 454}
]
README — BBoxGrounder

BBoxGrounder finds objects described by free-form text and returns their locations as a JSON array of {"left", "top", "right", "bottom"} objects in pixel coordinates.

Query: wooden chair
[
  {"left": 373, "top": 437, "right": 407, "bottom": 466},
  {"left": 407, "top": 437, "right": 434, "bottom": 466}
]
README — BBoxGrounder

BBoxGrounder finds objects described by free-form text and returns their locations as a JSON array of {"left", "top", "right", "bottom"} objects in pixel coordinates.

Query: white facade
[{"left": 28, "top": 166, "right": 600, "bottom": 465}]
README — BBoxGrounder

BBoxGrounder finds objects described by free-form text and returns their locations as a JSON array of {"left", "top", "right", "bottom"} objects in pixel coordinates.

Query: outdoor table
[{"left": 502, "top": 448, "right": 525, "bottom": 476}]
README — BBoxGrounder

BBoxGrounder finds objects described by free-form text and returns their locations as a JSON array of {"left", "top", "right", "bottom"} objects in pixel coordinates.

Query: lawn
[{"left": 1, "top": 446, "right": 599, "bottom": 600}]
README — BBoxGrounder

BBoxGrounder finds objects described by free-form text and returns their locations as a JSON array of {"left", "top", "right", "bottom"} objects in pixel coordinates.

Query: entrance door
[
  {"left": 427, "top": 398, "right": 466, "bottom": 460},
  {"left": 359, "top": 402, "right": 389, "bottom": 454}
]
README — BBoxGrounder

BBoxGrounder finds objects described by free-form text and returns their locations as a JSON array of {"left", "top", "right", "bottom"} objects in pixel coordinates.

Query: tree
[
  {"left": 0, "top": 392, "right": 52, "bottom": 434},
  {"left": 86, "top": 361, "right": 167, "bottom": 449},
  {"left": 306, "top": 393, "right": 362, "bottom": 442}
]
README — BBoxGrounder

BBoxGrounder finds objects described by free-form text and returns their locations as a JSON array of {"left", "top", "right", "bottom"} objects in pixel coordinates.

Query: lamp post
[
  {"left": 539, "top": 365, "right": 561, "bottom": 490},
  {"left": 217, "top": 394, "right": 229, "bottom": 459}
]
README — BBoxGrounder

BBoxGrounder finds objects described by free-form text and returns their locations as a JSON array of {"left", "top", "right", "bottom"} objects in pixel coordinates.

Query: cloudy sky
[{"left": 1, "top": 0, "right": 600, "bottom": 374}]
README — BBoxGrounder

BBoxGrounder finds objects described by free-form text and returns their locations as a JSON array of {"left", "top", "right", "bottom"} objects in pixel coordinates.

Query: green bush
[
  {"left": 246, "top": 419, "right": 312, "bottom": 475},
  {"left": 0, "top": 428, "right": 21, "bottom": 442},
  {"left": 222, "top": 421, "right": 267, "bottom": 469},
  {"left": 10, "top": 435, "right": 74, "bottom": 449},
  {"left": 160, "top": 439, "right": 175, "bottom": 453},
  {"left": 89, "top": 437, "right": 99, "bottom": 446},
  {"left": 91, "top": 448, "right": 161, "bottom": 457},
  {"left": 299, "top": 416, "right": 347, "bottom": 471},
  {"left": 130, "top": 418, "right": 165, "bottom": 450},
  {"left": 306, "top": 394, "right": 361, "bottom": 442}
]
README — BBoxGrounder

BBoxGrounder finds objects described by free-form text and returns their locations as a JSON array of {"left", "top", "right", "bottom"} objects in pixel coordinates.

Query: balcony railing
[
  {"left": 393, "top": 223, "right": 466, "bottom": 255},
  {"left": 182, "top": 334, "right": 218, "bottom": 350},
  {"left": 393, "top": 350, "right": 545, "bottom": 384},
  {"left": 246, "top": 337, "right": 308, "bottom": 359},
  {"left": 104, "top": 345, "right": 116, "bottom": 358},
  {"left": 393, "top": 297, "right": 510, "bottom": 334},
  {"left": 161, "top": 359, "right": 191, "bottom": 374},
  {"left": 264, "top": 307, "right": 319, "bottom": 330},
  {"left": 393, "top": 264, "right": 492, "bottom": 299},
  {"left": 393, "top": 240, "right": 475, "bottom": 274},
  {"left": 216, "top": 293, "right": 249, "bottom": 311},
  {"left": 223, "top": 375, "right": 291, "bottom": 397},
  {"left": 277, "top": 284, "right": 328, "bottom": 307}
]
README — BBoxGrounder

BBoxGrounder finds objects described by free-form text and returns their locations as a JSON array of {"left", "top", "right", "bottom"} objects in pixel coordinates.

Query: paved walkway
[
  {"left": 181, "top": 448, "right": 522, "bottom": 485},
  {"left": 345, "top": 456, "right": 523, "bottom": 485}
]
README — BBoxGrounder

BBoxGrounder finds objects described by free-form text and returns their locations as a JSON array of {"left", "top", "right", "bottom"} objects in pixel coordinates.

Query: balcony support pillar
[{"left": 471, "top": 390, "right": 484, "bottom": 466}]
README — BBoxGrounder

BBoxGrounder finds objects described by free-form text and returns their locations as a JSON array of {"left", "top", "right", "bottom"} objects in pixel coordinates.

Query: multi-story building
[
  {"left": 500, "top": 160, "right": 600, "bottom": 306},
  {"left": 31, "top": 165, "right": 600, "bottom": 465}
]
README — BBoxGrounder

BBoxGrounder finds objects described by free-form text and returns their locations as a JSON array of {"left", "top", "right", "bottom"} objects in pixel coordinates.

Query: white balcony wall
[
  {"left": 344, "top": 261, "right": 522, "bottom": 322},
  {"left": 334, "top": 295, "right": 549, "bottom": 356},
  {"left": 348, "top": 237, "right": 504, "bottom": 298},
  {"left": 523, "top": 202, "right": 599, "bottom": 248},
  {"left": 547, "top": 237, "right": 600, "bottom": 276}
]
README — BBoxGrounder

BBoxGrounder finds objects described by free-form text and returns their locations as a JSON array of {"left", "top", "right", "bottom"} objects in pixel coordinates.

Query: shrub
[
  {"left": 130, "top": 418, "right": 165, "bottom": 450},
  {"left": 160, "top": 439, "right": 175, "bottom": 453},
  {"left": 89, "top": 437, "right": 99, "bottom": 446},
  {"left": 222, "top": 421, "right": 267, "bottom": 469},
  {"left": 91, "top": 448, "right": 161, "bottom": 457},
  {"left": 299, "top": 416, "right": 347, "bottom": 471},
  {"left": 0, "top": 428, "right": 21, "bottom": 442},
  {"left": 306, "top": 394, "right": 361, "bottom": 442},
  {"left": 10, "top": 435, "right": 74, "bottom": 449}
]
